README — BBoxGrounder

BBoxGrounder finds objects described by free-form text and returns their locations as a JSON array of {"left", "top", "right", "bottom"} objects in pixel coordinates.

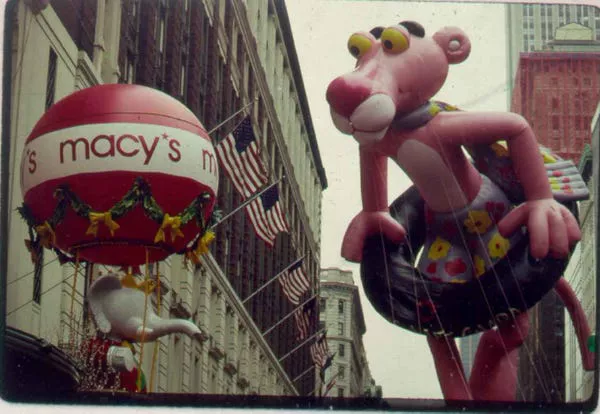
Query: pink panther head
[{"left": 326, "top": 21, "right": 471, "bottom": 144}]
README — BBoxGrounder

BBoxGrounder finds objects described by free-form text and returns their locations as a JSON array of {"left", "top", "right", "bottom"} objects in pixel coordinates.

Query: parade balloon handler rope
[{"left": 17, "top": 176, "right": 222, "bottom": 267}]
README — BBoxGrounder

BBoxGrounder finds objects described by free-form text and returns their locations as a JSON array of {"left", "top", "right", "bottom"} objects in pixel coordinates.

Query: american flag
[
  {"left": 310, "top": 331, "right": 329, "bottom": 367},
  {"left": 246, "top": 184, "right": 289, "bottom": 246},
  {"left": 216, "top": 117, "right": 268, "bottom": 198},
  {"left": 278, "top": 258, "right": 310, "bottom": 305},
  {"left": 319, "top": 352, "right": 335, "bottom": 382},
  {"left": 293, "top": 297, "right": 316, "bottom": 340}
]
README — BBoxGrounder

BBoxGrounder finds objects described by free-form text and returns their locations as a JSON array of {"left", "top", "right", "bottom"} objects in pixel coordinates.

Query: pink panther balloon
[{"left": 326, "top": 21, "right": 594, "bottom": 401}]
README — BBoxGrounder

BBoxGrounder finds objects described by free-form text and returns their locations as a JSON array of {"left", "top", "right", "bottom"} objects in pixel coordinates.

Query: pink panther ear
[{"left": 433, "top": 27, "right": 471, "bottom": 64}]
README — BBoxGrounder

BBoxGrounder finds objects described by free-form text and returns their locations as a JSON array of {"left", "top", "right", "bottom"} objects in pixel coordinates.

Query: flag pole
[
  {"left": 210, "top": 177, "right": 284, "bottom": 230},
  {"left": 322, "top": 372, "right": 341, "bottom": 397},
  {"left": 278, "top": 328, "right": 325, "bottom": 363},
  {"left": 292, "top": 364, "right": 315, "bottom": 384},
  {"left": 262, "top": 293, "right": 317, "bottom": 337},
  {"left": 242, "top": 255, "right": 305, "bottom": 304},
  {"left": 207, "top": 99, "right": 256, "bottom": 136}
]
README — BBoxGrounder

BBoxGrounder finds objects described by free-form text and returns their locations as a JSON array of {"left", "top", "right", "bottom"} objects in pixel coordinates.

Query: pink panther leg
[
  {"left": 427, "top": 335, "right": 472, "bottom": 400},
  {"left": 554, "top": 277, "right": 595, "bottom": 371},
  {"left": 469, "top": 312, "right": 529, "bottom": 401}
]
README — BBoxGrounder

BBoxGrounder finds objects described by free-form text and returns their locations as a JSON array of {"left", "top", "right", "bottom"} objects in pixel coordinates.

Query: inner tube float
[{"left": 360, "top": 185, "right": 578, "bottom": 338}]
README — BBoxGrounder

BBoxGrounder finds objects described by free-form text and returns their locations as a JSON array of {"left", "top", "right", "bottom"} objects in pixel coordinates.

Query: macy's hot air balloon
[
  {"left": 17, "top": 85, "right": 219, "bottom": 392},
  {"left": 19, "top": 83, "right": 219, "bottom": 266}
]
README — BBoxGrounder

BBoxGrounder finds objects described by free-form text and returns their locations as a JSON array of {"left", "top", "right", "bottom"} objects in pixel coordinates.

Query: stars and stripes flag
[
  {"left": 245, "top": 184, "right": 289, "bottom": 246},
  {"left": 278, "top": 258, "right": 310, "bottom": 305},
  {"left": 310, "top": 331, "right": 328, "bottom": 367},
  {"left": 319, "top": 352, "right": 336, "bottom": 382},
  {"left": 293, "top": 297, "right": 316, "bottom": 340},
  {"left": 216, "top": 116, "right": 268, "bottom": 198}
]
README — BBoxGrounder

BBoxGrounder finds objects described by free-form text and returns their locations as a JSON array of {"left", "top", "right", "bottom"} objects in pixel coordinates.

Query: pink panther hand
[
  {"left": 498, "top": 198, "right": 581, "bottom": 259},
  {"left": 341, "top": 211, "right": 406, "bottom": 262}
]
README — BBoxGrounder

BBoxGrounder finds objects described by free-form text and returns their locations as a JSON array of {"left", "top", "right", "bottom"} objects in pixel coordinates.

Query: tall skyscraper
[
  {"left": 507, "top": 6, "right": 600, "bottom": 403},
  {"left": 506, "top": 3, "right": 600, "bottom": 95},
  {"left": 317, "top": 268, "right": 381, "bottom": 398}
]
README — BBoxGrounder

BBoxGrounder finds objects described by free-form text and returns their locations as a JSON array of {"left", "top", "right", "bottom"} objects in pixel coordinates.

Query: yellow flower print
[
  {"left": 427, "top": 237, "right": 451, "bottom": 260},
  {"left": 474, "top": 255, "right": 486, "bottom": 277},
  {"left": 464, "top": 210, "right": 493, "bottom": 234},
  {"left": 491, "top": 142, "right": 509, "bottom": 157},
  {"left": 449, "top": 279, "right": 467, "bottom": 284},
  {"left": 488, "top": 233, "right": 510, "bottom": 259}
]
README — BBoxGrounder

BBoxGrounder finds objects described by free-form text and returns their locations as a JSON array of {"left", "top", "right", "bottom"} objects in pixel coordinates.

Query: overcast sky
[{"left": 286, "top": 0, "right": 509, "bottom": 399}]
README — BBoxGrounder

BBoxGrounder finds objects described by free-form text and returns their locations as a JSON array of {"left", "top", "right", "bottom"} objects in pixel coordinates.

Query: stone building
[
  {"left": 563, "top": 108, "right": 598, "bottom": 402},
  {"left": 317, "top": 268, "right": 380, "bottom": 398},
  {"left": 509, "top": 25, "right": 600, "bottom": 163},
  {"left": 5, "top": 0, "right": 326, "bottom": 396}
]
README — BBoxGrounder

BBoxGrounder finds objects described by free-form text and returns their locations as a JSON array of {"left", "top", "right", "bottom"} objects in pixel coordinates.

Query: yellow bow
[
  {"left": 120, "top": 272, "right": 156, "bottom": 294},
  {"left": 194, "top": 230, "right": 216, "bottom": 256},
  {"left": 182, "top": 231, "right": 216, "bottom": 269},
  {"left": 86, "top": 211, "right": 120, "bottom": 237},
  {"left": 154, "top": 214, "right": 184, "bottom": 244},
  {"left": 34, "top": 221, "right": 56, "bottom": 249}
]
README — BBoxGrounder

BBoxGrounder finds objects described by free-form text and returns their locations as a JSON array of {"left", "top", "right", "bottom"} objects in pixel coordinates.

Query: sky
[
  {"left": 285, "top": 0, "right": 510, "bottom": 399},
  {"left": 0, "top": 0, "right": 515, "bottom": 411}
]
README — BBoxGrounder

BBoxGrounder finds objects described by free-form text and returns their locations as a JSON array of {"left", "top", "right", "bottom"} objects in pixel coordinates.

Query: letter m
[
  {"left": 202, "top": 149, "right": 217, "bottom": 175},
  {"left": 60, "top": 138, "right": 90, "bottom": 163}
]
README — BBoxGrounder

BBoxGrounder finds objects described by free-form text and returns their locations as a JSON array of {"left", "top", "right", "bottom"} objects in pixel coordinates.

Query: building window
[
  {"left": 338, "top": 322, "right": 344, "bottom": 335},
  {"left": 320, "top": 298, "right": 326, "bottom": 311},
  {"left": 552, "top": 116, "right": 560, "bottom": 130},
  {"left": 319, "top": 321, "right": 326, "bottom": 331},
  {"left": 158, "top": 6, "right": 166, "bottom": 55},
  {"left": 338, "top": 365, "right": 345, "bottom": 379},
  {"left": 45, "top": 48, "right": 57, "bottom": 110},
  {"left": 180, "top": 63, "right": 186, "bottom": 98},
  {"left": 338, "top": 387, "right": 344, "bottom": 398},
  {"left": 131, "top": 0, "right": 138, "bottom": 18},
  {"left": 338, "top": 343, "right": 345, "bottom": 357},
  {"left": 551, "top": 97, "right": 559, "bottom": 111},
  {"left": 338, "top": 299, "right": 344, "bottom": 314}
]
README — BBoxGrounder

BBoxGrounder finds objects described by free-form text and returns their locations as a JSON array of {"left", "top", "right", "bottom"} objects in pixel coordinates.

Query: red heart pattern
[{"left": 445, "top": 258, "right": 467, "bottom": 276}]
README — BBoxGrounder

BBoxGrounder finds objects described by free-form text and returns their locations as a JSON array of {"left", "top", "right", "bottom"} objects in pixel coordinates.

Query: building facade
[
  {"left": 563, "top": 107, "right": 598, "bottom": 402},
  {"left": 5, "top": 0, "right": 326, "bottom": 396},
  {"left": 317, "top": 268, "right": 380, "bottom": 398},
  {"left": 506, "top": 3, "right": 600, "bottom": 95},
  {"left": 458, "top": 332, "right": 482, "bottom": 379},
  {"left": 510, "top": 40, "right": 600, "bottom": 162},
  {"left": 507, "top": 21, "right": 600, "bottom": 403}
]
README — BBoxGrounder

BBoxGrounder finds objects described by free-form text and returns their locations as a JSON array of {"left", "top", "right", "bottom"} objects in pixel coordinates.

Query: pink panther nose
[{"left": 326, "top": 76, "right": 372, "bottom": 118}]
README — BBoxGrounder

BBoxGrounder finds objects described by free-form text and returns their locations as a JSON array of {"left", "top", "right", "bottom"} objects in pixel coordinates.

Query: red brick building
[
  {"left": 511, "top": 52, "right": 600, "bottom": 163},
  {"left": 511, "top": 51, "right": 600, "bottom": 402}
]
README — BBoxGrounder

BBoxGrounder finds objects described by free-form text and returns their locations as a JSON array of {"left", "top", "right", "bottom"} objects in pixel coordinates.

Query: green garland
[{"left": 18, "top": 177, "right": 220, "bottom": 264}]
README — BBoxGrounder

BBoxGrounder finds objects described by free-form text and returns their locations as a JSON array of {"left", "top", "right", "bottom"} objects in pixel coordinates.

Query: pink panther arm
[
  {"left": 341, "top": 147, "right": 405, "bottom": 262},
  {"left": 429, "top": 111, "right": 580, "bottom": 258},
  {"left": 430, "top": 111, "right": 551, "bottom": 200}
]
